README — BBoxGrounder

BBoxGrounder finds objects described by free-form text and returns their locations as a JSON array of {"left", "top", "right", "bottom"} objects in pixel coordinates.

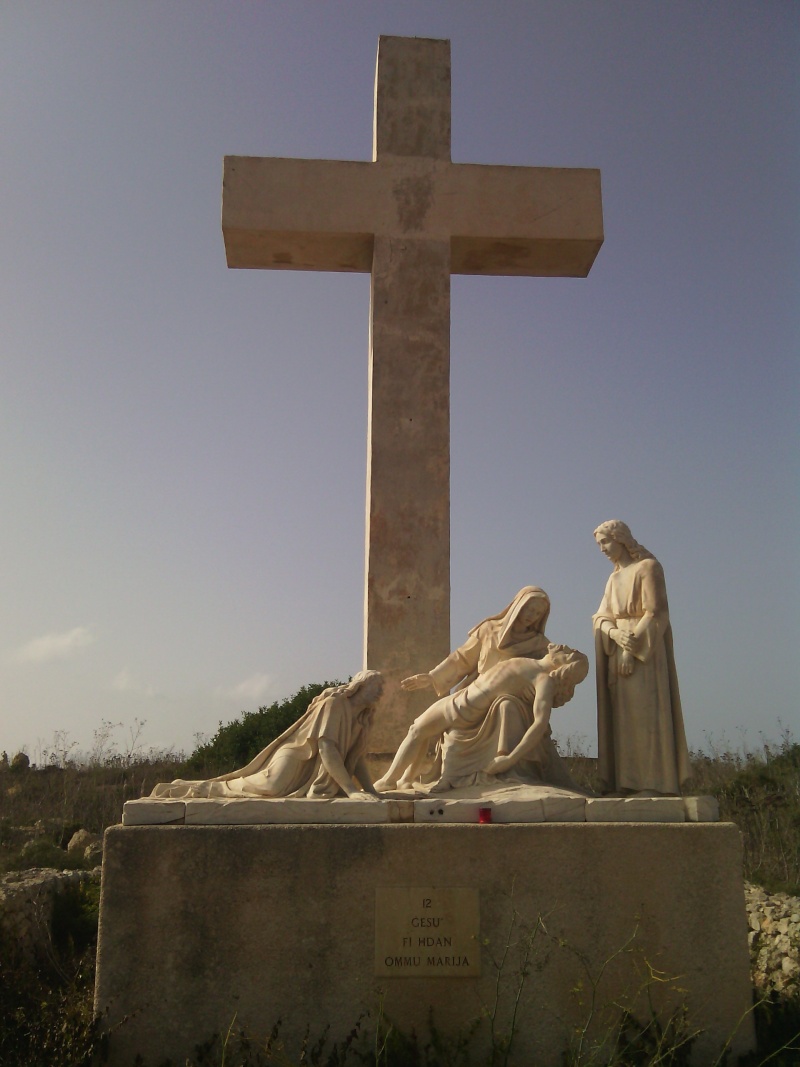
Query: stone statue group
[{"left": 153, "top": 521, "right": 691, "bottom": 803}]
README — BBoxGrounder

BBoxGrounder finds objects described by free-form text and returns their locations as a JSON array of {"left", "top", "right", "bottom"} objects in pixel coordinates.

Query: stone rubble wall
[
  {"left": 745, "top": 881, "right": 800, "bottom": 998},
  {"left": 0, "top": 866, "right": 101, "bottom": 959}
]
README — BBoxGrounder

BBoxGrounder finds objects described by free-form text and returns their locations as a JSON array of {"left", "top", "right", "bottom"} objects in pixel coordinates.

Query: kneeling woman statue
[{"left": 152, "top": 671, "right": 384, "bottom": 800}]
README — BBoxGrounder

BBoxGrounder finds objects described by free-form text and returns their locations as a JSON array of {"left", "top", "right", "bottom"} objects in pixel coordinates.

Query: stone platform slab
[
  {"left": 122, "top": 791, "right": 719, "bottom": 825},
  {"left": 95, "top": 822, "right": 752, "bottom": 1066}
]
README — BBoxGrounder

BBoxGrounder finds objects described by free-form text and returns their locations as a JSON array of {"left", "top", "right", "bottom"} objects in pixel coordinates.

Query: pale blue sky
[{"left": 1, "top": 1, "right": 797, "bottom": 761}]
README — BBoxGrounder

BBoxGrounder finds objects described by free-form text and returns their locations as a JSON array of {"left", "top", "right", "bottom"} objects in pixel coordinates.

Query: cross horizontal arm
[
  {"left": 447, "top": 164, "right": 603, "bottom": 277},
  {"left": 222, "top": 157, "right": 377, "bottom": 271},
  {"left": 223, "top": 156, "right": 603, "bottom": 277}
]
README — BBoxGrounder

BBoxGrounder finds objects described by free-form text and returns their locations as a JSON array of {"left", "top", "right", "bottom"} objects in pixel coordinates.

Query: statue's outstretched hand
[
  {"left": 346, "top": 790, "right": 381, "bottom": 801},
  {"left": 485, "top": 755, "right": 513, "bottom": 776},
  {"left": 400, "top": 673, "right": 434, "bottom": 691}
]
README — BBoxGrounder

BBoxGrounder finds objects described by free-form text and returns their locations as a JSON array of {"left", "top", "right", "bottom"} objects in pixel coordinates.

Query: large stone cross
[{"left": 222, "top": 36, "right": 603, "bottom": 753}]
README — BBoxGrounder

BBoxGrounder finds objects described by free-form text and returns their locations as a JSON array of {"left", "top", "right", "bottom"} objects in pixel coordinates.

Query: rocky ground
[
  {"left": 0, "top": 865, "right": 101, "bottom": 957},
  {"left": 745, "top": 881, "right": 800, "bottom": 999}
]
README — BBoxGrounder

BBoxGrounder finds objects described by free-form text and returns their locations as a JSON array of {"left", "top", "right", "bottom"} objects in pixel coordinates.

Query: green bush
[
  {"left": 17, "top": 838, "right": 85, "bottom": 872},
  {"left": 183, "top": 681, "right": 341, "bottom": 776}
]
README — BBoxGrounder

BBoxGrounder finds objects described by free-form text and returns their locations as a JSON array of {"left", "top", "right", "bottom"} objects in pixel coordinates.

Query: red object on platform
[{"left": 478, "top": 807, "right": 493, "bottom": 824}]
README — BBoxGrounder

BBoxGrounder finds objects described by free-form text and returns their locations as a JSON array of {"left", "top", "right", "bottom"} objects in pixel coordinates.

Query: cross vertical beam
[{"left": 365, "top": 38, "right": 452, "bottom": 752}]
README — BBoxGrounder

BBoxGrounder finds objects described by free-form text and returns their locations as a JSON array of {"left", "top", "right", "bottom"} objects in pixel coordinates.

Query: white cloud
[
  {"left": 111, "top": 668, "right": 155, "bottom": 698},
  {"left": 15, "top": 626, "right": 95, "bottom": 663},
  {"left": 219, "top": 673, "right": 273, "bottom": 705},
  {"left": 111, "top": 668, "right": 134, "bottom": 691}
]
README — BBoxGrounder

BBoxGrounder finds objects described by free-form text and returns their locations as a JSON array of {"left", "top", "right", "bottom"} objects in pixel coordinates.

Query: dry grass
[
  {"left": 689, "top": 732, "right": 800, "bottom": 895},
  {"left": 0, "top": 756, "right": 186, "bottom": 874}
]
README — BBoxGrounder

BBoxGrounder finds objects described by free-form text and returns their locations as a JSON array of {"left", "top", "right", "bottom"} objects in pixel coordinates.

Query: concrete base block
[
  {"left": 123, "top": 793, "right": 721, "bottom": 825},
  {"left": 414, "top": 797, "right": 489, "bottom": 823},
  {"left": 684, "top": 795, "right": 721, "bottom": 822},
  {"left": 121, "top": 799, "right": 185, "bottom": 825},
  {"left": 95, "top": 823, "right": 754, "bottom": 1066},
  {"left": 413, "top": 794, "right": 588, "bottom": 824},
  {"left": 586, "top": 796, "right": 686, "bottom": 822}
]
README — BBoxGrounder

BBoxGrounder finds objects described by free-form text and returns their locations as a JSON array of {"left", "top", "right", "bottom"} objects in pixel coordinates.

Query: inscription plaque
[{"left": 375, "top": 887, "right": 480, "bottom": 977}]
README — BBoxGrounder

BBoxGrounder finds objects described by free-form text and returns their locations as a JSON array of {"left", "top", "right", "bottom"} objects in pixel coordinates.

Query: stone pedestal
[{"left": 95, "top": 822, "right": 754, "bottom": 1065}]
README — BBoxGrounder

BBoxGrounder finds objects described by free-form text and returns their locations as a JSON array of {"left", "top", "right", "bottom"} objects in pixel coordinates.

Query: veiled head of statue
[{"left": 497, "top": 586, "right": 550, "bottom": 647}]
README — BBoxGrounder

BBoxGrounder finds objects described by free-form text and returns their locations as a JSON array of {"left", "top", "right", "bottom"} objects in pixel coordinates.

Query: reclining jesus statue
[{"left": 375, "top": 644, "right": 589, "bottom": 793}]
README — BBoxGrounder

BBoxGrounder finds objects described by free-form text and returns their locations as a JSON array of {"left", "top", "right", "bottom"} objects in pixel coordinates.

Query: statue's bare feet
[
  {"left": 373, "top": 775, "right": 394, "bottom": 792},
  {"left": 428, "top": 777, "right": 453, "bottom": 794}
]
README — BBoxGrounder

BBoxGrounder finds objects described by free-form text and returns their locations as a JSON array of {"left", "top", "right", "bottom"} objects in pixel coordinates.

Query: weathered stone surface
[{"left": 95, "top": 824, "right": 753, "bottom": 1066}]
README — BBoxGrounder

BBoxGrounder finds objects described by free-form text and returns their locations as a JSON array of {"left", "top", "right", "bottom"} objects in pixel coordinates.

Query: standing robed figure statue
[{"left": 592, "top": 521, "right": 690, "bottom": 796}]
